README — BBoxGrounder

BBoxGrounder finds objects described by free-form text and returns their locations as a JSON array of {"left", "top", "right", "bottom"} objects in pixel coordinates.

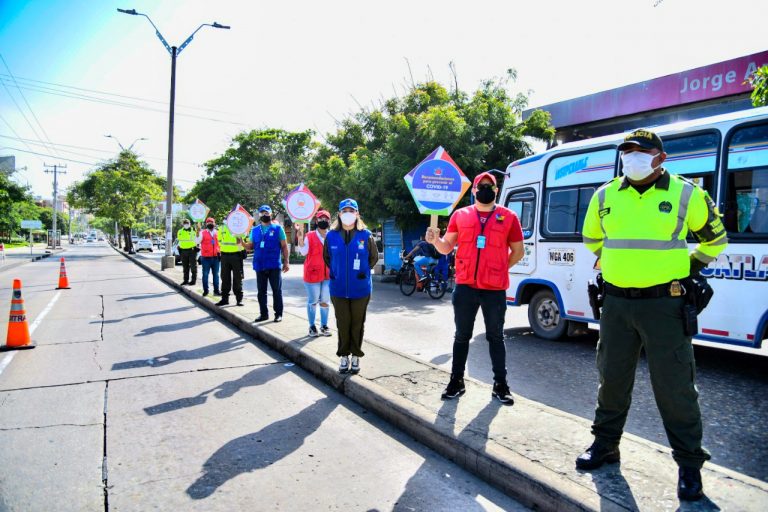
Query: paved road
[
  {"left": 137, "top": 248, "right": 768, "bottom": 482},
  {"left": 0, "top": 243, "right": 526, "bottom": 511}
]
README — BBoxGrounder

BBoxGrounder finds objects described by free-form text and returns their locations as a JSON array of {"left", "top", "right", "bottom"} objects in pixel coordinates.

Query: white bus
[{"left": 501, "top": 106, "right": 768, "bottom": 354}]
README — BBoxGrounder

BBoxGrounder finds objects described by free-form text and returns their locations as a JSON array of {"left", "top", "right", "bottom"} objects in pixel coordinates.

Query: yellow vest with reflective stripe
[
  {"left": 582, "top": 172, "right": 725, "bottom": 288},
  {"left": 177, "top": 228, "right": 197, "bottom": 249},
  {"left": 217, "top": 225, "right": 242, "bottom": 253}
]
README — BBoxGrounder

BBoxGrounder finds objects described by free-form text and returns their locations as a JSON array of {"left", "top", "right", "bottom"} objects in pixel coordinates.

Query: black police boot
[
  {"left": 575, "top": 441, "right": 620, "bottom": 470},
  {"left": 677, "top": 467, "right": 704, "bottom": 501}
]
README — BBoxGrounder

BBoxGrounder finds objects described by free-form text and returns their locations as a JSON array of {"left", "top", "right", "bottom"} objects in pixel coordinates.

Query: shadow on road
[
  {"left": 186, "top": 396, "right": 337, "bottom": 500},
  {"left": 100, "top": 306, "right": 194, "bottom": 324},
  {"left": 117, "top": 291, "right": 177, "bottom": 301},
  {"left": 111, "top": 337, "right": 248, "bottom": 371},
  {"left": 134, "top": 316, "right": 214, "bottom": 336}
]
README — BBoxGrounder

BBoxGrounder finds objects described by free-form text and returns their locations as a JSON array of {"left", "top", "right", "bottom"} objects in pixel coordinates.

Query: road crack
[{"left": 0, "top": 422, "right": 102, "bottom": 431}]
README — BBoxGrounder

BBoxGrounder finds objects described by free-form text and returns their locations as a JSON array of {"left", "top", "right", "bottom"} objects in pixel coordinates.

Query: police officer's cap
[
  {"left": 338, "top": 198, "right": 359, "bottom": 211},
  {"left": 618, "top": 129, "right": 664, "bottom": 152},
  {"left": 258, "top": 205, "right": 272, "bottom": 214}
]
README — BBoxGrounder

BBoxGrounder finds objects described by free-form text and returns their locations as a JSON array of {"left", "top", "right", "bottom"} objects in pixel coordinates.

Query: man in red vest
[{"left": 427, "top": 172, "right": 525, "bottom": 405}]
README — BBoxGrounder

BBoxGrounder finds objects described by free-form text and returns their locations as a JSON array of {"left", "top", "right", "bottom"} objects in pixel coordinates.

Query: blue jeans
[
  {"left": 256, "top": 268, "right": 283, "bottom": 317},
  {"left": 201, "top": 256, "right": 220, "bottom": 294},
  {"left": 414, "top": 256, "right": 437, "bottom": 278},
  {"left": 304, "top": 280, "right": 331, "bottom": 327},
  {"left": 451, "top": 284, "right": 507, "bottom": 383}
]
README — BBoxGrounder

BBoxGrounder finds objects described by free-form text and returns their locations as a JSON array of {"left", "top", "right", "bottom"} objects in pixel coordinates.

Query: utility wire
[
  {"left": 0, "top": 74, "right": 56, "bottom": 157},
  {"left": 0, "top": 54, "right": 61, "bottom": 159},
  {"left": 0, "top": 112, "right": 43, "bottom": 162}
]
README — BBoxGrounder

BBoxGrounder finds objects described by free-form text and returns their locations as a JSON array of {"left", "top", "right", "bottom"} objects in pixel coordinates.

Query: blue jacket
[
  {"left": 251, "top": 224, "right": 282, "bottom": 271},
  {"left": 326, "top": 229, "right": 372, "bottom": 299}
]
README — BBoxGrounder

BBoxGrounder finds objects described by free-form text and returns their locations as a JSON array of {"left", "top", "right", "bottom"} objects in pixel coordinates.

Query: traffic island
[{"left": 118, "top": 248, "right": 768, "bottom": 511}]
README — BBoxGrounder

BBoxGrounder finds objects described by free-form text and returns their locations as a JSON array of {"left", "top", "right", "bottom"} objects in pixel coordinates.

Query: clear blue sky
[{"left": 1, "top": 0, "right": 766, "bottom": 198}]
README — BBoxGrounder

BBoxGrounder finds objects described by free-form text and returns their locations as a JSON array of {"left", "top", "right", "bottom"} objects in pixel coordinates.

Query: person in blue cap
[
  {"left": 323, "top": 198, "right": 378, "bottom": 374},
  {"left": 243, "top": 205, "right": 289, "bottom": 322}
]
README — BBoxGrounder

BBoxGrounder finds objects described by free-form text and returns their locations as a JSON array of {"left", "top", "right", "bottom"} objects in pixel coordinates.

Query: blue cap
[
  {"left": 258, "top": 205, "right": 272, "bottom": 214},
  {"left": 338, "top": 198, "right": 358, "bottom": 211}
]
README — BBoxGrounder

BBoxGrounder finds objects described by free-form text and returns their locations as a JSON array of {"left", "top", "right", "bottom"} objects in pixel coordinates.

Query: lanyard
[{"left": 475, "top": 205, "right": 497, "bottom": 236}]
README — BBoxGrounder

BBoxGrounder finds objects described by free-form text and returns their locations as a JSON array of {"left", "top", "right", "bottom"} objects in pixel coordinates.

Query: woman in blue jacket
[{"left": 323, "top": 198, "right": 378, "bottom": 374}]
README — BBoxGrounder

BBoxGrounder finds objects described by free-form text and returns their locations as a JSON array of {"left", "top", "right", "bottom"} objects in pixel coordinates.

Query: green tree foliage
[
  {"left": 38, "top": 207, "right": 69, "bottom": 235},
  {"left": 308, "top": 72, "right": 554, "bottom": 228},
  {"left": 186, "top": 129, "right": 316, "bottom": 219},
  {"left": 747, "top": 65, "right": 768, "bottom": 107},
  {"left": 68, "top": 151, "right": 164, "bottom": 250},
  {"left": 0, "top": 170, "right": 39, "bottom": 241}
]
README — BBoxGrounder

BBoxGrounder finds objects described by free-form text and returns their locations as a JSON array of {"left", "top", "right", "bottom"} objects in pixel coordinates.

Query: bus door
[{"left": 505, "top": 185, "right": 539, "bottom": 275}]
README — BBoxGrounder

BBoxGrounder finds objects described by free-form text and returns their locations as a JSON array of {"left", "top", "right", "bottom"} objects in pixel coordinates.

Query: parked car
[
  {"left": 131, "top": 236, "right": 139, "bottom": 244},
  {"left": 135, "top": 239, "right": 154, "bottom": 252},
  {"left": 172, "top": 240, "right": 182, "bottom": 264}
]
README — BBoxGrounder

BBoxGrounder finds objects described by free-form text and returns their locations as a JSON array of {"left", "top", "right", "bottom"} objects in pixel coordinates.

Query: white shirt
[
  {"left": 298, "top": 230, "right": 326, "bottom": 256},
  {"left": 195, "top": 228, "right": 217, "bottom": 244}
]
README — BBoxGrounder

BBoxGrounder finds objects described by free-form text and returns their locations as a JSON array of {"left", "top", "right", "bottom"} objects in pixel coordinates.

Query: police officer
[
  {"left": 177, "top": 218, "right": 197, "bottom": 286},
  {"left": 578, "top": 129, "right": 727, "bottom": 501},
  {"left": 244, "top": 205, "right": 289, "bottom": 323},
  {"left": 216, "top": 217, "right": 245, "bottom": 307},
  {"left": 426, "top": 172, "right": 525, "bottom": 405}
]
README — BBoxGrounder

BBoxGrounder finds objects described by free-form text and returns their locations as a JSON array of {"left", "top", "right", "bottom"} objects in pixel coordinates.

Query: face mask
[
  {"left": 475, "top": 186, "right": 496, "bottom": 204},
  {"left": 206, "top": 224, "right": 214, "bottom": 230},
  {"left": 183, "top": 224, "right": 190, "bottom": 229},
  {"left": 340, "top": 212, "right": 357, "bottom": 226},
  {"left": 621, "top": 151, "right": 658, "bottom": 181},
  {"left": 260, "top": 215, "right": 271, "bottom": 224},
  {"left": 316, "top": 220, "right": 329, "bottom": 230}
]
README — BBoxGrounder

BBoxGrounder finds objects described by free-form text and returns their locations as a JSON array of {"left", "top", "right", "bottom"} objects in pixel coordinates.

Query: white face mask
[
  {"left": 621, "top": 151, "right": 659, "bottom": 181},
  {"left": 340, "top": 212, "right": 357, "bottom": 226}
]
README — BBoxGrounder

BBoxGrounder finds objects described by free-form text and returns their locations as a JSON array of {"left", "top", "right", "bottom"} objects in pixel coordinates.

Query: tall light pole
[
  {"left": 105, "top": 134, "right": 148, "bottom": 152},
  {"left": 117, "top": 8, "right": 230, "bottom": 270}
]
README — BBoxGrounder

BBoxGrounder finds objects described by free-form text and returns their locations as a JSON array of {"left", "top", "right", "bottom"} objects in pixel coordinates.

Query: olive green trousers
[{"left": 592, "top": 294, "right": 711, "bottom": 469}]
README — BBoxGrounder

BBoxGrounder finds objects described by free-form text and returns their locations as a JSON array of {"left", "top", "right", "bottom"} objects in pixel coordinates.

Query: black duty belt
[{"left": 604, "top": 280, "right": 688, "bottom": 299}]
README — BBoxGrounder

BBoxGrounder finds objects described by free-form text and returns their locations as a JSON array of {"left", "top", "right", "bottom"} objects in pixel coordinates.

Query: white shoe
[
  {"left": 339, "top": 356, "right": 350, "bottom": 374},
  {"left": 350, "top": 356, "right": 360, "bottom": 374}
]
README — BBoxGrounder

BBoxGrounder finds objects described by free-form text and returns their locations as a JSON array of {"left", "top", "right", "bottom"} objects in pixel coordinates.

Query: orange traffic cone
[
  {"left": 56, "top": 257, "right": 71, "bottom": 289},
  {"left": 1, "top": 279, "right": 35, "bottom": 351}
]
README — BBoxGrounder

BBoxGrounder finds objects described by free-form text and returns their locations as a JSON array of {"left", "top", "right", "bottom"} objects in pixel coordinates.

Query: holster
[
  {"left": 587, "top": 273, "right": 605, "bottom": 320},
  {"left": 681, "top": 275, "right": 714, "bottom": 336}
]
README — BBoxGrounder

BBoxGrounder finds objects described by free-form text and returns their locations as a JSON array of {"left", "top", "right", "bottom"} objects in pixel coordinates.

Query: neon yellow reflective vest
[
  {"left": 177, "top": 228, "right": 197, "bottom": 249},
  {"left": 217, "top": 225, "right": 242, "bottom": 253},
  {"left": 582, "top": 171, "right": 727, "bottom": 288}
]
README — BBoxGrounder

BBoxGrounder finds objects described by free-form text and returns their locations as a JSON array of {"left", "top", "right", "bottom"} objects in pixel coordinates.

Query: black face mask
[
  {"left": 206, "top": 224, "right": 214, "bottom": 230},
  {"left": 260, "top": 215, "right": 271, "bottom": 224},
  {"left": 475, "top": 186, "right": 496, "bottom": 205},
  {"left": 316, "top": 220, "right": 329, "bottom": 230}
]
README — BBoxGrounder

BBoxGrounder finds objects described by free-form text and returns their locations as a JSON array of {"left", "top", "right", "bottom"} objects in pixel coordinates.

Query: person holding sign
[
  {"left": 244, "top": 205, "right": 289, "bottom": 323},
  {"left": 323, "top": 199, "right": 378, "bottom": 374},
  {"left": 296, "top": 209, "right": 333, "bottom": 337},
  {"left": 216, "top": 218, "right": 246, "bottom": 307},
  {"left": 196, "top": 217, "right": 221, "bottom": 297},
  {"left": 177, "top": 218, "right": 198, "bottom": 286},
  {"left": 426, "top": 172, "right": 524, "bottom": 405}
]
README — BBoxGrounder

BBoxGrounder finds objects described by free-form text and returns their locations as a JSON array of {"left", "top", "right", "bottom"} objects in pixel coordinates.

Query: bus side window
[
  {"left": 506, "top": 190, "right": 535, "bottom": 239},
  {"left": 661, "top": 132, "right": 719, "bottom": 197},
  {"left": 543, "top": 186, "right": 595, "bottom": 236},
  {"left": 723, "top": 122, "right": 768, "bottom": 236}
]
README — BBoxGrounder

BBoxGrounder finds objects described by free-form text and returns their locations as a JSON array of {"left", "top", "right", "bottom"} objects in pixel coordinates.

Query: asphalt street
[
  {"left": 0, "top": 242, "right": 526, "bottom": 511},
  {"left": 138, "top": 247, "right": 768, "bottom": 482}
]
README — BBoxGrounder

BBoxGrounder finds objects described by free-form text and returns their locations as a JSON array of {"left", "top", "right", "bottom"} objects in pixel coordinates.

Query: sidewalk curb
[
  {"left": 114, "top": 248, "right": 768, "bottom": 511},
  {"left": 0, "top": 249, "right": 62, "bottom": 275}
]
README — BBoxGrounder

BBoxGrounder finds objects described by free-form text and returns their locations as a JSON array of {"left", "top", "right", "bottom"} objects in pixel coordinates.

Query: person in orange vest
[
  {"left": 426, "top": 172, "right": 525, "bottom": 405},
  {"left": 296, "top": 209, "right": 333, "bottom": 337},
  {"left": 196, "top": 217, "right": 221, "bottom": 297}
]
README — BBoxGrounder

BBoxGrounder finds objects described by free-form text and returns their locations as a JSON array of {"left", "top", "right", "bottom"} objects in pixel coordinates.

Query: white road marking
[{"left": 0, "top": 291, "right": 61, "bottom": 377}]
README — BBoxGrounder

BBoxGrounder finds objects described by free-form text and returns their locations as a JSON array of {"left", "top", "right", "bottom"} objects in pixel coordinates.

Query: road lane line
[{"left": 0, "top": 291, "right": 61, "bottom": 377}]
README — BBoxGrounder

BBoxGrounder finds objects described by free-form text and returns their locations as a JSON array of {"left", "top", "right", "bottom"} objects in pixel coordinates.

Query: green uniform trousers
[
  {"left": 331, "top": 295, "right": 370, "bottom": 358},
  {"left": 593, "top": 294, "right": 711, "bottom": 469}
]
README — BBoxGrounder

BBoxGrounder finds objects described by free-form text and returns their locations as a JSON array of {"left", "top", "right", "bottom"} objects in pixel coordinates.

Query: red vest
[
  {"left": 452, "top": 205, "right": 517, "bottom": 291},
  {"left": 200, "top": 229, "right": 220, "bottom": 257},
  {"left": 303, "top": 231, "right": 330, "bottom": 283}
]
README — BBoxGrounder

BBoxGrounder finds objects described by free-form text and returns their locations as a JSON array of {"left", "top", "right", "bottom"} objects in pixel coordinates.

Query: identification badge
[
  {"left": 669, "top": 281, "right": 683, "bottom": 297},
  {"left": 353, "top": 258, "right": 361, "bottom": 270},
  {"left": 476, "top": 235, "right": 486, "bottom": 249},
  {"left": 259, "top": 241, "right": 265, "bottom": 248}
]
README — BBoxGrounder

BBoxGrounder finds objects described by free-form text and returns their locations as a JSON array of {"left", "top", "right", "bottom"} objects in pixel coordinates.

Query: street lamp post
[
  {"left": 117, "top": 8, "right": 229, "bottom": 270},
  {"left": 105, "top": 134, "right": 148, "bottom": 152}
]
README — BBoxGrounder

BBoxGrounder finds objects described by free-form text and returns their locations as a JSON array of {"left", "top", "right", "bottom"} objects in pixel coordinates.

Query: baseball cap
[
  {"left": 338, "top": 198, "right": 359, "bottom": 211},
  {"left": 205, "top": 217, "right": 215, "bottom": 224},
  {"left": 618, "top": 129, "right": 664, "bottom": 152},
  {"left": 258, "top": 205, "right": 272, "bottom": 214},
  {"left": 315, "top": 209, "right": 331, "bottom": 219},
  {"left": 473, "top": 172, "right": 497, "bottom": 188}
]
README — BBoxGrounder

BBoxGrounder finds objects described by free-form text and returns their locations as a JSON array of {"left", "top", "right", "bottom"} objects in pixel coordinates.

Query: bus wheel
[{"left": 528, "top": 290, "right": 567, "bottom": 340}]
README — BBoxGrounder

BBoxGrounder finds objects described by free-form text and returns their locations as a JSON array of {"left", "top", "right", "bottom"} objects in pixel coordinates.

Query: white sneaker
[
  {"left": 350, "top": 356, "right": 360, "bottom": 374},
  {"left": 339, "top": 356, "right": 350, "bottom": 374}
]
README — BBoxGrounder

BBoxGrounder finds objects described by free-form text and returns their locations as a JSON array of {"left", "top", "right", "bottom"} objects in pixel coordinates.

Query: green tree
[
  {"left": 68, "top": 151, "right": 164, "bottom": 251},
  {"left": 0, "top": 170, "right": 38, "bottom": 242},
  {"left": 308, "top": 72, "right": 554, "bottom": 228},
  {"left": 186, "top": 129, "right": 317, "bottom": 220},
  {"left": 747, "top": 65, "right": 768, "bottom": 107},
  {"left": 38, "top": 207, "right": 69, "bottom": 235}
]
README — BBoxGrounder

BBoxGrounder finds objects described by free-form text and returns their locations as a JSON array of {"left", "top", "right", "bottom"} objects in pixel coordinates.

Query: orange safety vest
[
  {"left": 199, "top": 229, "right": 220, "bottom": 257},
  {"left": 303, "top": 231, "right": 330, "bottom": 283},
  {"left": 452, "top": 205, "right": 517, "bottom": 291}
]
